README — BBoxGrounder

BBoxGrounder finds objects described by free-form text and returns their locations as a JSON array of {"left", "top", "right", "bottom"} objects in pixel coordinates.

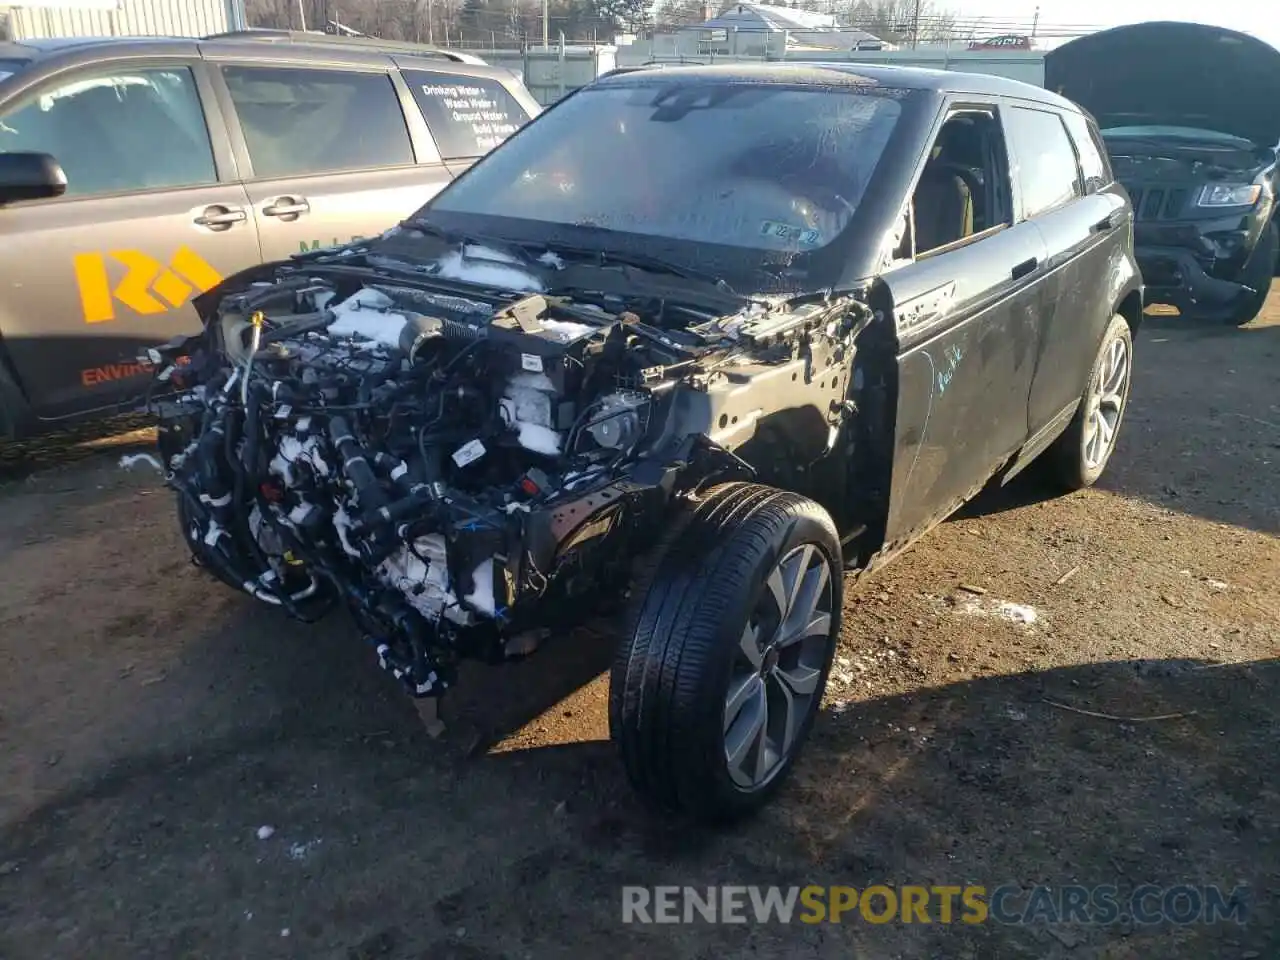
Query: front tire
[
  {"left": 610, "top": 482, "right": 842, "bottom": 823},
  {"left": 1042, "top": 313, "right": 1134, "bottom": 491}
]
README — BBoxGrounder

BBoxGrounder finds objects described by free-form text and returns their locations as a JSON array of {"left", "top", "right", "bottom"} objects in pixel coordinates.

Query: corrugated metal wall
[{"left": 7, "top": 0, "right": 239, "bottom": 41}]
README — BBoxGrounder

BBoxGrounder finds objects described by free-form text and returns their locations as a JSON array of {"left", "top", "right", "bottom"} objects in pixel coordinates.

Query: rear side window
[
  {"left": 222, "top": 66, "right": 414, "bottom": 179},
  {"left": 403, "top": 70, "right": 530, "bottom": 160},
  {"left": 0, "top": 67, "right": 215, "bottom": 198},
  {"left": 1062, "top": 111, "right": 1112, "bottom": 193},
  {"left": 1003, "top": 106, "right": 1083, "bottom": 219}
]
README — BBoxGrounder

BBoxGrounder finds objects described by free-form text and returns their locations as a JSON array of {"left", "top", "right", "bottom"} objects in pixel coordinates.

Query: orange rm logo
[{"left": 73, "top": 246, "right": 223, "bottom": 324}]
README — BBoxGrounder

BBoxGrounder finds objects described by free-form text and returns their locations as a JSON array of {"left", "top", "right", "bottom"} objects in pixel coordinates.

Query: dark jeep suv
[{"left": 1048, "top": 21, "right": 1280, "bottom": 325}]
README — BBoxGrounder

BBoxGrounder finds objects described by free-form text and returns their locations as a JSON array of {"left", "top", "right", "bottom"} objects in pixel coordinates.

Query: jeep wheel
[
  {"left": 1043, "top": 313, "right": 1134, "bottom": 491},
  {"left": 1225, "top": 220, "right": 1276, "bottom": 326},
  {"left": 610, "top": 482, "right": 842, "bottom": 823}
]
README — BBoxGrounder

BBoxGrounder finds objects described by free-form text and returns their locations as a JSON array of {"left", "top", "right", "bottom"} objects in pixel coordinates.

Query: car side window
[
  {"left": 1061, "top": 111, "right": 1111, "bottom": 194},
  {"left": 1004, "top": 106, "right": 1084, "bottom": 218},
  {"left": 401, "top": 70, "right": 531, "bottom": 160},
  {"left": 898, "top": 107, "right": 1014, "bottom": 261},
  {"left": 0, "top": 66, "right": 215, "bottom": 199},
  {"left": 222, "top": 66, "right": 414, "bottom": 179}
]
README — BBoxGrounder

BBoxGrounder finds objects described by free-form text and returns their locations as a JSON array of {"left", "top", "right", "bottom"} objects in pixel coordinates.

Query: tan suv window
[
  {"left": 222, "top": 66, "right": 414, "bottom": 179},
  {"left": 0, "top": 67, "right": 215, "bottom": 198},
  {"left": 403, "top": 69, "right": 530, "bottom": 160}
]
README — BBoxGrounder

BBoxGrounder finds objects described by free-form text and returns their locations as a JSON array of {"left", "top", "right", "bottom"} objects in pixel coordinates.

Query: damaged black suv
[
  {"left": 1048, "top": 22, "right": 1280, "bottom": 325},
  {"left": 147, "top": 64, "right": 1142, "bottom": 822}
]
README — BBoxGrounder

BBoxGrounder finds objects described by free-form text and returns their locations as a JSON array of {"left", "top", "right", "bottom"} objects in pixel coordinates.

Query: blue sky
[{"left": 955, "top": 1, "right": 1279, "bottom": 50}]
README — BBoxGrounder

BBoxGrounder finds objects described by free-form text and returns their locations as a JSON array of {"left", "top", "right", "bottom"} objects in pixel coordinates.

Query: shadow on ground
[
  {"left": 1094, "top": 318, "right": 1280, "bottom": 536},
  {"left": 951, "top": 317, "right": 1280, "bottom": 538},
  {"left": 0, "top": 597, "right": 1273, "bottom": 960},
  {"left": 0, "top": 411, "right": 155, "bottom": 485}
]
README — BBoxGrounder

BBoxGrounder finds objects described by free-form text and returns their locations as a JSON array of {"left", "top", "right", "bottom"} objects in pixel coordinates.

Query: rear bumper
[{"left": 1135, "top": 245, "right": 1258, "bottom": 321}]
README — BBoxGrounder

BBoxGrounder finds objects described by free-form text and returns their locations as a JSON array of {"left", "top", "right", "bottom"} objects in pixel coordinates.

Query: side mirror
[{"left": 0, "top": 152, "right": 67, "bottom": 205}]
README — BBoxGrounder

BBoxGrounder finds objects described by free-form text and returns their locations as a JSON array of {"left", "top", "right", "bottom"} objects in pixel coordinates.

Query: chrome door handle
[
  {"left": 262, "top": 198, "right": 310, "bottom": 217},
  {"left": 194, "top": 206, "right": 247, "bottom": 227}
]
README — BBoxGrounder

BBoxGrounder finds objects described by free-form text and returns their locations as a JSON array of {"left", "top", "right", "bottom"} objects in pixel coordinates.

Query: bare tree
[
  {"left": 652, "top": 0, "right": 709, "bottom": 27},
  {"left": 844, "top": 0, "right": 956, "bottom": 45}
]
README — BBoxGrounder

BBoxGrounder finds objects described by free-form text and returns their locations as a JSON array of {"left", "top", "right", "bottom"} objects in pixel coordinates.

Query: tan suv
[{"left": 0, "top": 30, "right": 540, "bottom": 438}]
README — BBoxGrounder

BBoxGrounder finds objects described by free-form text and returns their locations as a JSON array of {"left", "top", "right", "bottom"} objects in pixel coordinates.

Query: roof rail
[{"left": 200, "top": 30, "right": 489, "bottom": 65}]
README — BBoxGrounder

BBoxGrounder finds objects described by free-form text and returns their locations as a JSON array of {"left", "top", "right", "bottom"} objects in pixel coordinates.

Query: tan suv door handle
[
  {"left": 194, "top": 206, "right": 247, "bottom": 229},
  {"left": 262, "top": 197, "right": 310, "bottom": 218}
]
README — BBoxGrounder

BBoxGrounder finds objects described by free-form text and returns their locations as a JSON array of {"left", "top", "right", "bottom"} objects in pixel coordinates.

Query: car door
[
  {"left": 0, "top": 59, "right": 257, "bottom": 420},
  {"left": 1005, "top": 105, "right": 1135, "bottom": 438},
  {"left": 396, "top": 65, "right": 538, "bottom": 179},
  {"left": 878, "top": 103, "right": 1050, "bottom": 549},
  {"left": 211, "top": 59, "right": 453, "bottom": 261}
]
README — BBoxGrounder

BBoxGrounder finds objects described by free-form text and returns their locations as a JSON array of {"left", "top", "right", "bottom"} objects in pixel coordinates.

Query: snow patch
[
  {"left": 326, "top": 287, "right": 407, "bottom": 346},
  {"left": 539, "top": 318, "right": 596, "bottom": 342},
  {"left": 955, "top": 596, "right": 1040, "bottom": 625},
  {"left": 433, "top": 245, "right": 544, "bottom": 292},
  {"left": 287, "top": 839, "right": 321, "bottom": 861},
  {"left": 465, "top": 558, "right": 496, "bottom": 615},
  {"left": 514, "top": 420, "right": 562, "bottom": 456},
  {"left": 119, "top": 453, "right": 163, "bottom": 472},
  {"left": 499, "top": 379, "right": 563, "bottom": 455},
  {"left": 507, "top": 371, "right": 555, "bottom": 394}
]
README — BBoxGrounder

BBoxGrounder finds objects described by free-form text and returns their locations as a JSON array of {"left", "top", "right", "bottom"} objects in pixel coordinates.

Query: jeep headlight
[{"left": 1197, "top": 183, "right": 1261, "bottom": 207}]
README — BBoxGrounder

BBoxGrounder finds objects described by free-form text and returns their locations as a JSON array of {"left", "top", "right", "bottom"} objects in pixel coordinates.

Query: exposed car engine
[{"left": 150, "top": 260, "right": 871, "bottom": 704}]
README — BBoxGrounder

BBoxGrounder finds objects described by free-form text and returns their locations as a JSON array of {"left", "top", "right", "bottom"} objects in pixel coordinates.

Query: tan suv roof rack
[{"left": 202, "top": 29, "right": 489, "bottom": 65}]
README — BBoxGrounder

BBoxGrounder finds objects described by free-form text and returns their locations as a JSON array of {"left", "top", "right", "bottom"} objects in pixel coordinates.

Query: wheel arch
[{"left": 1116, "top": 287, "right": 1144, "bottom": 339}]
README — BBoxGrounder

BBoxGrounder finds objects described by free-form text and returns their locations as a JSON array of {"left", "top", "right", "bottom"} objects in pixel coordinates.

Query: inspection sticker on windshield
[{"left": 759, "top": 221, "right": 821, "bottom": 246}]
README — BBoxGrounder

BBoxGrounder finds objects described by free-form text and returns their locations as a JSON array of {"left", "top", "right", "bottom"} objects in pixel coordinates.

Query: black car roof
[{"left": 593, "top": 61, "right": 1080, "bottom": 111}]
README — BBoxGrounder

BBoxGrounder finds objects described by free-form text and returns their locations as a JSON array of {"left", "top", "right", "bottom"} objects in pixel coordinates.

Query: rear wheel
[
  {"left": 1042, "top": 313, "right": 1134, "bottom": 492},
  {"left": 610, "top": 482, "right": 842, "bottom": 823}
]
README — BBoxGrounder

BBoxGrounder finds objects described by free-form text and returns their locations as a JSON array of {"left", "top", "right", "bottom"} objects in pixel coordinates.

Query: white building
[
  {"left": 657, "top": 2, "right": 890, "bottom": 59},
  {"left": 1, "top": 0, "right": 245, "bottom": 41}
]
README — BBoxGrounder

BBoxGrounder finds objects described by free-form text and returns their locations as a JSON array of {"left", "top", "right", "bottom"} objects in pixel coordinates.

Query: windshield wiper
[{"left": 543, "top": 243, "right": 738, "bottom": 292}]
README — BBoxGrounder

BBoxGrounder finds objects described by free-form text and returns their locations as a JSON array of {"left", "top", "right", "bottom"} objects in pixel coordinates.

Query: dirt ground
[{"left": 1, "top": 295, "right": 1277, "bottom": 960}]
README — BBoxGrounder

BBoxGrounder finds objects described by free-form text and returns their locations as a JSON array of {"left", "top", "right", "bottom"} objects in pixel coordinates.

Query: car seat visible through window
[{"left": 913, "top": 158, "right": 973, "bottom": 254}]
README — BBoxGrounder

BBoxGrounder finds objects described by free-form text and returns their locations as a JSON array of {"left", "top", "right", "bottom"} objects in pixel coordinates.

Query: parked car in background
[
  {"left": 1047, "top": 21, "right": 1280, "bottom": 325},
  {"left": 0, "top": 31, "right": 540, "bottom": 439},
  {"left": 148, "top": 63, "right": 1142, "bottom": 821}
]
